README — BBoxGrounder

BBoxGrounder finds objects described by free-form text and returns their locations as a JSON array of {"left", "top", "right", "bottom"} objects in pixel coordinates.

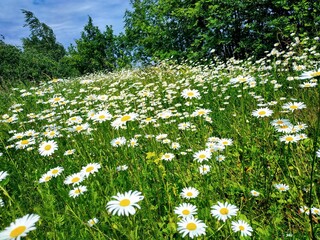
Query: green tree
[
  {"left": 124, "top": 0, "right": 320, "bottom": 63},
  {"left": 21, "top": 9, "right": 66, "bottom": 61}
]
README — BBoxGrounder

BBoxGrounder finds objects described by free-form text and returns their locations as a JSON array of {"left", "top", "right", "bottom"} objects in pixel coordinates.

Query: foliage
[
  {"left": 124, "top": 0, "right": 320, "bottom": 63},
  {"left": 68, "top": 17, "right": 132, "bottom": 74}
]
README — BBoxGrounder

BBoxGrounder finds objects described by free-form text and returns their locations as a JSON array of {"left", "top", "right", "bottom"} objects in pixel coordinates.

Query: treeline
[{"left": 1, "top": 0, "right": 320, "bottom": 88}]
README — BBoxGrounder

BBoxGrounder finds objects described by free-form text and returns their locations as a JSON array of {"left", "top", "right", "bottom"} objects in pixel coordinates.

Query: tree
[
  {"left": 21, "top": 9, "right": 66, "bottom": 61},
  {"left": 68, "top": 16, "right": 111, "bottom": 74},
  {"left": 124, "top": 0, "right": 320, "bottom": 63}
]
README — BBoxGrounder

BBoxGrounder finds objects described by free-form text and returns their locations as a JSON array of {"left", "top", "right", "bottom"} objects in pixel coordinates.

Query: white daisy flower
[
  {"left": 69, "top": 185, "right": 87, "bottom": 198},
  {"left": 0, "top": 214, "right": 40, "bottom": 240},
  {"left": 211, "top": 201, "right": 238, "bottom": 222},
  {"left": 174, "top": 203, "right": 198, "bottom": 218},
  {"left": 231, "top": 220, "right": 253, "bottom": 237},
  {"left": 177, "top": 216, "right": 207, "bottom": 239},
  {"left": 38, "top": 140, "right": 58, "bottom": 156},
  {"left": 106, "top": 190, "right": 144, "bottom": 216},
  {"left": 180, "top": 187, "right": 199, "bottom": 199},
  {"left": 80, "top": 163, "right": 101, "bottom": 177}
]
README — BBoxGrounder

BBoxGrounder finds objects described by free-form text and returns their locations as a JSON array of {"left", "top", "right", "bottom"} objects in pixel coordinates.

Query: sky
[{"left": 0, "top": 0, "right": 132, "bottom": 48}]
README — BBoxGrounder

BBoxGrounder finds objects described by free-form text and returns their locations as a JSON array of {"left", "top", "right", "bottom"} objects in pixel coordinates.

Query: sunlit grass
[{"left": 0, "top": 35, "right": 320, "bottom": 239}]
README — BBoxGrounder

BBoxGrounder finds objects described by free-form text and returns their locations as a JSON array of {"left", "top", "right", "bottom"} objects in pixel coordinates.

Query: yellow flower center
[
  {"left": 279, "top": 187, "right": 285, "bottom": 191},
  {"left": 258, "top": 111, "right": 266, "bottom": 115},
  {"left": 220, "top": 207, "right": 229, "bottom": 215},
  {"left": 186, "top": 192, "right": 193, "bottom": 197},
  {"left": 285, "top": 137, "right": 294, "bottom": 142},
  {"left": 198, "top": 110, "right": 205, "bottom": 115},
  {"left": 21, "top": 140, "right": 29, "bottom": 145},
  {"left": 54, "top": 97, "right": 61, "bottom": 102},
  {"left": 222, "top": 141, "right": 228, "bottom": 145},
  {"left": 99, "top": 115, "right": 106, "bottom": 119},
  {"left": 121, "top": 115, "right": 131, "bottom": 122},
  {"left": 290, "top": 105, "right": 298, "bottom": 109},
  {"left": 74, "top": 189, "right": 81, "bottom": 194},
  {"left": 10, "top": 226, "right": 26, "bottom": 237},
  {"left": 199, "top": 154, "right": 206, "bottom": 159},
  {"left": 311, "top": 72, "right": 320, "bottom": 77},
  {"left": 239, "top": 225, "right": 245, "bottom": 231},
  {"left": 146, "top": 117, "right": 152, "bottom": 121},
  {"left": 182, "top": 209, "right": 190, "bottom": 215},
  {"left": 86, "top": 166, "right": 94, "bottom": 172},
  {"left": 44, "top": 145, "right": 52, "bottom": 151},
  {"left": 187, "top": 92, "right": 195, "bottom": 97},
  {"left": 45, "top": 176, "right": 52, "bottom": 181},
  {"left": 52, "top": 169, "right": 59, "bottom": 174},
  {"left": 75, "top": 126, "right": 83, "bottom": 131},
  {"left": 71, "top": 177, "right": 80, "bottom": 183},
  {"left": 186, "top": 223, "right": 197, "bottom": 231},
  {"left": 119, "top": 199, "right": 130, "bottom": 207}
]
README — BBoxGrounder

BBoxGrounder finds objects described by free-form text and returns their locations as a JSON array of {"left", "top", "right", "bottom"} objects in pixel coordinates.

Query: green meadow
[{"left": 1, "top": 35, "right": 320, "bottom": 239}]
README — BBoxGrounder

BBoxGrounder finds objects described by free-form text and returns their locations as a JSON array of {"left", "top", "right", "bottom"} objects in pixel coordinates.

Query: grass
[{"left": 0, "top": 35, "right": 320, "bottom": 239}]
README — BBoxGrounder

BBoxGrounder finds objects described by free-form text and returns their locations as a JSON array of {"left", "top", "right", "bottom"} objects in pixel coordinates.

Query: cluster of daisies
[
  {"left": 38, "top": 163, "right": 100, "bottom": 198},
  {"left": 175, "top": 187, "right": 253, "bottom": 238}
]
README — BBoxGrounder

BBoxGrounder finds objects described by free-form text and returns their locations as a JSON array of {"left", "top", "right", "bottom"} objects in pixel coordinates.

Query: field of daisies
[{"left": 1, "top": 35, "right": 320, "bottom": 239}]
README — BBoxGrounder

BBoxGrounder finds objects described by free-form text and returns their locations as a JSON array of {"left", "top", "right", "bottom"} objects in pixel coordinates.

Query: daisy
[
  {"left": 0, "top": 171, "right": 9, "bottom": 182},
  {"left": 174, "top": 203, "right": 198, "bottom": 218},
  {"left": 181, "top": 89, "right": 201, "bottom": 99},
  {"left": 177, "top": 216, "right": 207, "bottom": 239},
  {"left": 69, "top": 185, "right": 87, "bottom": 198},
  {"left": 15, "top": 138, "right": 35, "bottom": 149},
  {"left": 193, "top": 150, "right": 211, "bottom": 163},
  {"left": 110, "top": 137, "right": 126, "bottom": 147},
  {"left": 73, "top": 123, "right": 90, "bottom": 133},
  {"left": 116, "top": 165, "right": 128, "bottom": 171},
  {"left": 199, "top": 165, "right": 210, "bottom": 175},
  {"left": 0, "top": 198, "right": 4, "bottom": 207},
  {"left": 47, "top": 167, "right": 64, "bottom": 177},
  {"left": 128, "top": 138, "right": 138, "bottom": 147},
  {"left": 279, "top": 134, "right": 299, "bottom": 144},
  {"left": 274, "top": 183, "right": 290, "bottom": 192},
  {"left": 80, "top": 163, "right": 101, "bottom": 177},
  {"left": 64, "top": 149, "right": 75, "bottom": 155},
  {"left": 231, "top": 220, "right": 253, "bottom": 237},
  {"left": 299, "top": 206, "right": 310, "bottom": 215},
  {"left": 64, "top": 173, "right": 85, "bottom": 186},
  {"left": 0, "top": 214, "right": 40, "bottom": 240},
  {"left": 270, "top": 118, "right": 291, "bottom": 127},
  {"left": 118, "top": 113, "right": 138, "bottom": 123},
  {"left": 299, "top": 69, "right": 320, "bottom": 79},
  {"left": 216, "top": 155, "right": 226, "bottom": 162},
  {"left": 282, "top": 102, "right": 306, "bottom": 111},
  {"left": 250, "top": 190, "right": 260, "bottom": 197},
  {"left": 87, "top": 218, "right": 99, "bottom": 227},
  {"left": 171, "top": 142, "right": 181, "bottom": 150},
  {"left": 92, "top": 110, "right": 112, "bottom": 123},
  {"left": 219, "top": 138, "right": 233, "bottom": 146},
  {"left": 191, "top": 108, "right": 211, "bottom": 117},
  {"left": 311, "top": 207, "right": 320, "bottom": 216},
  {"left": 211, "top": 202, "right": 239, "bottom": 222},
  {"left": 106, "top": 190, "right": 144, "bottom": 216},
  {"left": 180, "top": 187, "right": 199, "bottom": 199},
  {"left": 161, "top": 153, "right": 175, "bottom": 161},
  {"left": 299, "top": 82, "right": 317, "bottom": 88},
  {"left": 38, "top": 140, "right": 58, "bottom": 156},
  {"left": 38, "top": 173, "right": 53, "bottom": 183},
  {"left": 252, "top": 107, "right": 273, "bottom": 118}
]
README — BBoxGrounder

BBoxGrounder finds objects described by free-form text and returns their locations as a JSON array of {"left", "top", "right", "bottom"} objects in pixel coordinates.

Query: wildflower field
[{"left": 1, "top": 36, "right": 320, "bottom": 239}]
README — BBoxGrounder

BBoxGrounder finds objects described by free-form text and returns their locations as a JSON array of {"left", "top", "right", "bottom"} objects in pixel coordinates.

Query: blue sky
[{"left": 0, "top": 0, "right": 132, "bottom": 48}]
